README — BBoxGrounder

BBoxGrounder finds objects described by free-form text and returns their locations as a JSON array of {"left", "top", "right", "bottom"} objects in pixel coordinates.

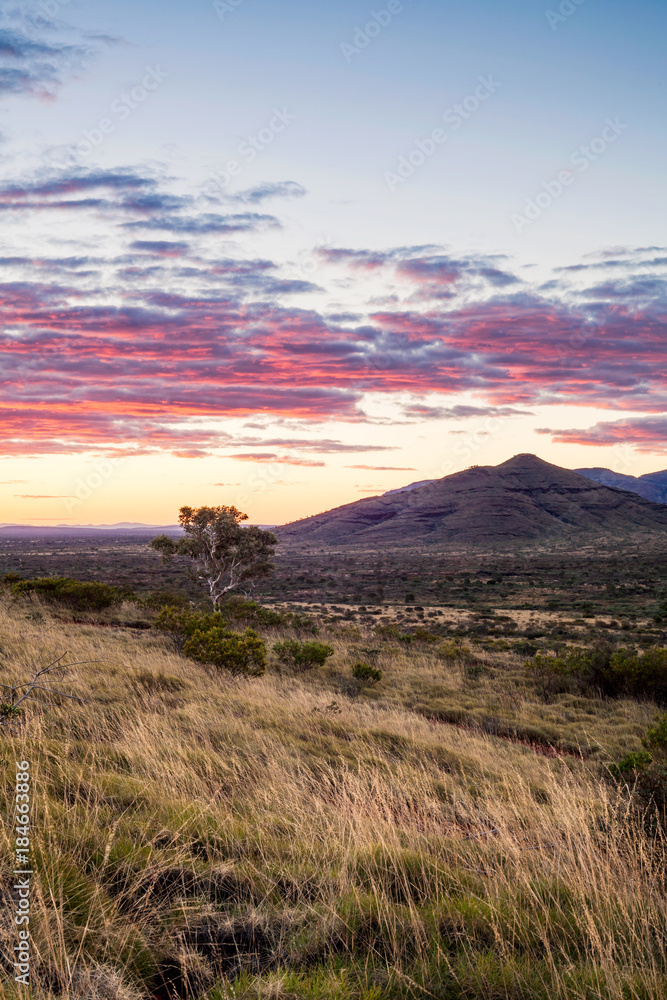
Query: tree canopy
[{"left": 150, "top": 505, "right": 277, "bottom": 608}]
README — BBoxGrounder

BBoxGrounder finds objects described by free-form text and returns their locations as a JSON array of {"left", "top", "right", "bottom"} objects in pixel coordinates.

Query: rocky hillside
[
  {"left": 576, "top": 466, "right": 667, "bottom": 504},
  {"left": 278, "top": 454, "right": 667, "bottom": 547}
]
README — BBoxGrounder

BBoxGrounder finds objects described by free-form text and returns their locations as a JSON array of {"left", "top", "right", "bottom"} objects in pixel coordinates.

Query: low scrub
[
  {"left": 154, "top": 606, "right": 266, "bottom": 676},
  {"left": 528, "top": 644, "right": 667, "bottom": 702},
  {"left": 273, "top": 639, "right": 334, "bottom": 672},
  {"left": 352, "top": 662, "right": 383, "bottom": 686},
  {"left": 612, "top": 713, "right": 667, "bottom": 816},
  {"left": 7, "top": 575, "right": 128, "bottom": 611},
  {"left": 221, "top": 596, "right": 319, "bottom": 634}
]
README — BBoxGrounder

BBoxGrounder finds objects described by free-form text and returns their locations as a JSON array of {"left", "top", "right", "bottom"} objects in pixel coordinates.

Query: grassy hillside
[{"left": 0, "top": 593, "right": 666, "bottom": 999}]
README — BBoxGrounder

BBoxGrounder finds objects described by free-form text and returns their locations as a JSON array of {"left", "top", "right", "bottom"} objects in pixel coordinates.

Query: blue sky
[
  {"left": 1, "top": 0, "right": 666, "bottom": 524},
  {"left": 10, "top": 0, "right": 667, "bottom": 260}
]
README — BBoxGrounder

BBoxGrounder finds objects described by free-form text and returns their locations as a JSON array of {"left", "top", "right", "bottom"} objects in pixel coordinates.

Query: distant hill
[
  {"left": 0, "top": 524, "right": 181, "bottom": 538},
  {"left": 0, "top": 522, "right": 276, "bottom": 537},
  {"left": 576, "top": 467, "right": 667, "bottom": 504},
  {"left": 278, "top": 454, "right": 667, "bottom": 547}
]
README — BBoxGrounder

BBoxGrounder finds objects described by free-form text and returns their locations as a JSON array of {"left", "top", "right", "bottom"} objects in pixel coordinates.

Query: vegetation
[
  {"left": 351, "top": 662, "right": 383, "bottom": 686},
  {"left": 6, "top": 576, "right": 127, "bottom": 612},
  {"left": 273, "top": 639, "right": 334, "bottom": 672},
  {"left": 0, "top": 595, "right": 667, "bottom": 1000},
  {"left": 150, "top": 506, "right": 277, "bottom": 608},
  {"left": 3, "top": 534, "right": 667, "bottom": 624},
  {"left": 611, "top": 713, "right": 667, "bottom": 814},
  {"left": 154, "top": 607, "right": 266, "bottom": 677},
  {"left": 1, "top": 555, "right": 667, "bottom": 998},
  {"left": 528, "top": 644, "right": 667, "bottom": 702}
]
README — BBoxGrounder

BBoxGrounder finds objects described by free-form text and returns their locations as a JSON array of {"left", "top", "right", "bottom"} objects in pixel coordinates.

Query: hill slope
[
  {"left": 576, "top": 467, "right": 667, "bottom": 504},
  {"left": 278, "top": 453, "right": 667, "bottom": 547},
  {"left": 1, "top": 592, "right": 665, "bottom": 999}
]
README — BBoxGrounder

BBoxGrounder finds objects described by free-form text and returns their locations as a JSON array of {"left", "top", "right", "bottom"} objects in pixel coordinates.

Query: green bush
[
  {"left": 609, "top": 750, "right": 653, "bottom": 779},
  {"left": 643, "top": 712, "right": 667, "bottom": 752},
  {"left": 605, "top": 647, "right": 667, "bottom": 702},
  {"left": 154, "top": 606, "right": 266, "bottom": 676},
  {"left": 217, "top": 597, "right": 318, "bottom": 634},
  {"left": 10, "top": 576, "right": 128, "bottom": 612},
  {"left": 527, "top": 645, "right": 667, "bottom": 703},
  {"left": 273, "top": 639, "right": 334, "bottom": 672},
  {"left": 411, "top": 627, "right": 439, "bottom": 644},
  {"left": 140, "top": 589, "right": 190, "bottom": 612},
  {"left": 183, "top": 625, "right": 265, "bottom": 676},
  {"left": 635, "top": 760, "right": 667, "bottom": 812},
  {"left": 611, "top": 713, "right": 667, "bottom": 816},
  {"left": 220, "top": 596, "right": 286, "bottom": 627},
  {"left": 352, "top": 662, "right": 383, "bottom": 686}
]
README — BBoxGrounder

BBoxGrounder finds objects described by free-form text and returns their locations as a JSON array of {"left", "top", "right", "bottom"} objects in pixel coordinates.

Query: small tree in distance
[{"left": 150, "top": 505, "right": 277, "bottom": 609}]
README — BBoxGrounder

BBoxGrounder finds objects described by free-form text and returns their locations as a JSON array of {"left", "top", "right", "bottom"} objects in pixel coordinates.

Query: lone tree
[{"left": 150, "top": 505, "right": 277, "bottom": 608}]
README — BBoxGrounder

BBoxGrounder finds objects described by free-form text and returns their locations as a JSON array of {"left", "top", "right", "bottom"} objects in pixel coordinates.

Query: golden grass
[{"left": 0, "top": 598, "right": 665, "bottom": 999}]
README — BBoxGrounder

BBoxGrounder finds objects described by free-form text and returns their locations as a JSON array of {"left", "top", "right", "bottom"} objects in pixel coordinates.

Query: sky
[{"left": 0, "top": 0, "right": 666, "bottom": 525}]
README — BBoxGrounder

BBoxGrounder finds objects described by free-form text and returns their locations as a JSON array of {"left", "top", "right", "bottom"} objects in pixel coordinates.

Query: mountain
[
  {"left": 383, "top": 479, "right": 435, "bottom": 496},
  {"left": 278, "top": 454, "right": 667, "bottom": 547},
  {"left": 575, "top": 467, "right": 667, "bottom": 504},
  {"left": 0, "top": 523, "right": 181, "bottom": 537}
]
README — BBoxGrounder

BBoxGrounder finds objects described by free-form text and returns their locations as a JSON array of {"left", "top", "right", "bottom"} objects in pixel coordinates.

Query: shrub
[
  {"left": 352, "top": 662, "right": 382, "bottom": 686},
  {"left": 273, "top": 640, "right": 334, "bottom": 672},
  {"left": 184, "top": 625, "right": 265, "bottom": 676},
  {"left": 643, "top": 712, "right": 667, "bottom": 753},
  {"left": 605, "top": 647, "right": 667, "bottom": 702},
  {"left": 635, "top": 760, "right": 667, "bottom": 812},
  {"left": 527, "top": 645, "right": 667, "bottom": 703},
  {"left": 220, "top": 596, "right": 285, "bottom": 627},
  {"left": 154, "top": 606, "right": 266, "bottom": 676},
  {"left": 411, "top": 627, "right": 439, "bottom": 644},
  {"left": 11, "top": 576, "right": 128, "bottom": 611},
  {"left": 651, "top": 600, "right": 667, "bottom": 624},
  {"left": 609, "top": 750, "right": 653, "bottom": 779},
  {"left": 610, "top": 713, "right": 667, "bottom": 816},
  {"left": 140, "top": 589, "right": 190, "bottom": 612},
  {"left": 439, "top": 641, "right": 474, "bottom": 663},
  {"left": 375, "top": 624, "right": 413, "bottom": 643},
  {"left": 218, "top": 597, "right": 319, "bottom": 634}
]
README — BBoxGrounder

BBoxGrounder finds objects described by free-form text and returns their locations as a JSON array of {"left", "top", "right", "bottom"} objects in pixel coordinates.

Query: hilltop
[{"left": 277, "top": 454, "right": 667, "bottom": 547}]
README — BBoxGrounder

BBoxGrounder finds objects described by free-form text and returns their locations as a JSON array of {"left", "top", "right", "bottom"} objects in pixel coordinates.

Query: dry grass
[{"left": 0, "top": 598, "right": 665, "bottom": 999}]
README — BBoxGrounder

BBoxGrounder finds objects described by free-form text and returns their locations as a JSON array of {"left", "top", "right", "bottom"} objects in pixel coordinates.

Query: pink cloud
[{"left": 538, "top": 417, "right": 667, "bottom": 454}]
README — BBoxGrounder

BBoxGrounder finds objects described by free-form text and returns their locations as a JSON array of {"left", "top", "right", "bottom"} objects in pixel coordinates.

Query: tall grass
[{"left": 0, "top": 600, "right": 665, "bottom": 999}]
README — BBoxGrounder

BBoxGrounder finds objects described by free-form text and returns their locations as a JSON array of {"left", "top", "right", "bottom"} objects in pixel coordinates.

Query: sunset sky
[{"left": 1, "top": 0, "right": 666, "bottom": 525}]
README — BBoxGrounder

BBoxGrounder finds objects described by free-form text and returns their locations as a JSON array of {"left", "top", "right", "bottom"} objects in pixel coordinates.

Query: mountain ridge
[
  {"left": 277, "top": 454, "right": 667, "bottom": 548},
  {"left": 575, "top": 467, "right": 667, "bottom": 504}
]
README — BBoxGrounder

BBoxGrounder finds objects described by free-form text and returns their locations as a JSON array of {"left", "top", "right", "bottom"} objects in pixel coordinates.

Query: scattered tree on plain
[{"left": 150, "top": 505, "right": 277, "bottom": 608}]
